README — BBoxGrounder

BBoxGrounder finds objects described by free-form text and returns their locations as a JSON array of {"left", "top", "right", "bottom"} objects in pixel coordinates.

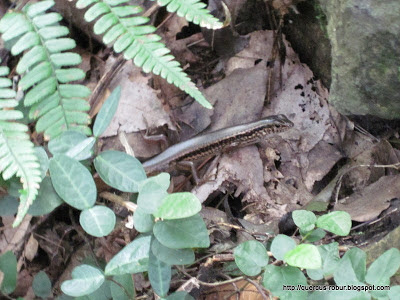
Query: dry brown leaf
[
  {"left": 100, "top": 58, "right": 175, "bottom": 137},
  {"left": 335, "top": 175, "right": 400, "bottom": 222},
  {"left": 24, "top": 234, "right": 38, "bottom": 262},
  {"left": 204, "top": 279, "right": 267, "bottom": 300}
]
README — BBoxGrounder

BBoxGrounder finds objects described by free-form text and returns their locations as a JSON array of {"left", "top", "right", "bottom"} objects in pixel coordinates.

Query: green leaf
[
  {"left": 137, "top": 177, "right": 168, "bottom": 214},
  {"left": 110, "top": 274, "right": 134, "bottom": 300},
  {"left": 80, "top": 206, "right": 116, "bottom": 237},
  {"left": 270, "top": 234, "right": 296, "bottom": 261},
  {"left": 0, "top": 196, "right": 18, "bottom": 216},
  {"left": 74, "top": 280, "right": 111, "bottom": 300},
  {"left": 151, "top": 237, "right": 194, "bottom": 265},
  {"left": 366, "top": 248, "right": 400, "bottom": 285},
  {"left": 333, "top": 247, "right": 366, "bottom": 286},
  {"left": 308, "top": 290, "right": 370, "bottom": 300},
  {"left": 61, "top": 265, "right": 105, "bottom": 297},
  {"left": 0, "top": 251, "right": 17, "bottom": 294},
  {"left": 19, "top": 61, "right": 52, "bottom": 90},
  {"left": 292, "top": 210, "right": 316, "bottom": 232},
  {"left": 133, "top": 206, "right": 154, "bottom": 233},
  {"left": 153, "top": 214, "right": 210, "bottom": 249},
  {"left": 303, "top": 228, "right": 326, "bottom": 242},
  {"left": 35, "top": 147, "right": 49, "bottom": 179},
  {"left": 48, "top": 130, "right": 88, "bottom": 155},
  {"left": 234, "top": 240, "right": 269, "bottom": 276},
  {"left": 388, "top": 286, "right": 400, "bottom": 300},
  {"left": 262, "top": 265, "right": 307, "bottom": 299},
  {"left": 45, "top": 38, "right": 76, "bottom": 53},
  {"left": 316, "top": 211, "right": 352, "bottom": 236},
  {"left": 153, "top": 192, "right": 201, "bottom": 220},
  {"left": 59, "top": 84, "right": 91, "bottom": 98},
  {"left": 24, "top": 77, "right": 57, "bottom": 106},
  {"left": 284, "top": 244, "right": 322, "bottom": 269},
  {"left": 148, "top": 249, "right": 171, "bottom": 297},
  {"left": 28, "top": 176, "right": 63, "bottom": 216},
  {"left": 33, "top": 271, "right": 52, "bottom": 298},
  {"left": 318, "top": 242, "right": 340, "bottom": 276},
  {"left": 306, "top": 268, "right": 324, "bottom": 281},
  {"left": 32, "top": 12, "right": 62, "bottom": 28},
  {"left": 49, "top": 154, "right": 96, "bottom": 210},
  {"left": 105, "top": 235, "right": 151, "bottom": 275},
  {"left": 76, "top": 0, "right": 213, "bottom": 109},
  {"left": 156, "top": 0, "right": 223, "bottom": 30},
  {"left": 94, "top": 150, "right": 146, "bottom": 193},
  {"left": 144, "top": 172, "right": 170, "bottom": 191},
  {"left": 55, "top": 68, "right": 85, "bottom": 83},
  {"left": 16, "top": 46, "right": 46, "bottom": 74},
  {"left": 50, "top": 52, "right": 82, "bottom": 67},
  {"left": 166, "top": 291, "right": 195, "bottom": 300},
  {"left": 93, "top": 86, "right": 121, "bottom": 137},
  {"left": 27, "top": 1, "right": 55, "bottom": 18},
  {"left": 65, "top": 137, "right": 95, "bottom": 161}
]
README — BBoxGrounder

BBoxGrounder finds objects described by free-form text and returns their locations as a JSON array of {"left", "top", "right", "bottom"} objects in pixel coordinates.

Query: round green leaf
[
  {"left": 93, "top": 86, "right": 121, "bottom": 137},
  {"left": 133, "top": 207, "right": 154, "bottom": 233},
  {"left": 153, "top": 192, "right": 201, "bottom": 220},
  {"left": 366, "top": 248, "right": 400, "bottom": 285},
  {"left": 284, "top": 244, "right": 322, "bottom": 269},
  {"left": 316, "top": 211, "right": 352, "bottom": 236},
  {"left": 166, "top": 291, "right": 195, "bottom": 300},
  {"left": 32, "top": 271, "right": 52, "bottom": 298},
  {"left": 94, "top": 150, "right": 146, "bottom": 192},
  {"left": 303, "top": 228, "right": 326, "bottom": 242},
  {"left": 234, "top": 240, "right": 269, "bottom": 276},
  {"left": 105, "top": 235, "right": 151, "bottom": 276},
  {"left": 262, "top": 265, "right": 307, "bottom": 299},
  {"left": 151, "top": 237, "right": 194, "bottom": 265},
  {"left": 48, "top": 130, "right": 87, "bottom": 155},
  {"left": 270, "top": 234, "right": 296, "bottom": 261},
  {"left": 144, "top": 172, "right": 170, "bottom": 190},
  {"left": 28, "top": 176, "right": 63, "bottom": 216},
  {"left": 0, "top": 251, "right": 17, "bottom": 294},
  {"left": 148, "top": 250, "right": 171, "bottom": 297},
  {"left": 318, "top": 242, "right": 340, "bottom": 277},
  {"left": 292, "top": 210, "right": 316, "bottom": 232},
  {"left": 61, "top": 265, "right": 104, "bottom": 297},
  {"left": 0, "top": 196, "right": 18, "bottom": 216},
  {"left": 137, "top": 177, "right": 168, "bottom": 214},
  {"left": 110, "top": 274, "right": 134, "bottom": 300},
  {"left": 307, "top": 268, "right": 324, "bottom": 281},
  {"left": 388, "top": 285, "right": 400, "bottom": 300},
  {"left": 80, "top": 206, "right": 116, "bottom": 237},
  {"left": 65, "top": 137, "right": 95, "bottom": 161},
  {"left": 153, "top": 214, "right": 210, "bottom": 249},
  {"left": 49, "top": 154, "right": 96, "bottom": 210}
]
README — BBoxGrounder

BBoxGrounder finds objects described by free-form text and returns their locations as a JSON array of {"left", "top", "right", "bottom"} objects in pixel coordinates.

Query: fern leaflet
[
  {"left": 76, "top": 0, "right": 217, "bottom": 109},
  {"left": 151, "top": 0, "right": 223, "bottom": 30},
  {"left": 0, "top": 64, "right": 41, "bottom": 227},
  {"left": 0, "top": 0, "right": 91, "bottom": 140}
]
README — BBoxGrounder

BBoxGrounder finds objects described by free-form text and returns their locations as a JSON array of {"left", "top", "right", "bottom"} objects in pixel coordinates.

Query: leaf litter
[{"left": 4, "top": 1, "right": 400, "bottom": 298}]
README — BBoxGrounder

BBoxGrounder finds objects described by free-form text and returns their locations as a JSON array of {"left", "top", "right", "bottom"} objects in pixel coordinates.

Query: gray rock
[{"left": 320, "top": 0, "right": 400, "bottom": 119}]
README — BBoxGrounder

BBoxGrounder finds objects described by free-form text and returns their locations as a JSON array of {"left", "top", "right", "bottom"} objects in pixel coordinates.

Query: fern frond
[
  {"left": 76, "top": 0, "right": 213, "bottom": 109},
  {"left": 0, "top": 65, "right": 41, "bottom": 227},
  {"left": 151, "top": 0, "right": 223, "bottom": 30},
  {"left": 0, "top": 0, "right": 91, "bottom": 140}
]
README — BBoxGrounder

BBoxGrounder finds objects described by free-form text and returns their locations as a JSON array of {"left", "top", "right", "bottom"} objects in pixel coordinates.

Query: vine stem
[{"left": 176, "top": 266, "right": 244, "bottom": 287}]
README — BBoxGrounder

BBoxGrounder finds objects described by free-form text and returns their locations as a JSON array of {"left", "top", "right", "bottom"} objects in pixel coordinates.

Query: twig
[
  {"left": 100, "top": 191, "right": 137, "bottom": 212},
  {"left": 334, "top": 162, "right": 400, "bottom": 203},
  {"left": 176, "top": 266, "right": 244, "bottom": 287},
  {"left": 245, "top": 278, "right": 269, "bottom": 300},
  {"left": 89, "top": 54, "right": 126, "bottom": 117}
]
